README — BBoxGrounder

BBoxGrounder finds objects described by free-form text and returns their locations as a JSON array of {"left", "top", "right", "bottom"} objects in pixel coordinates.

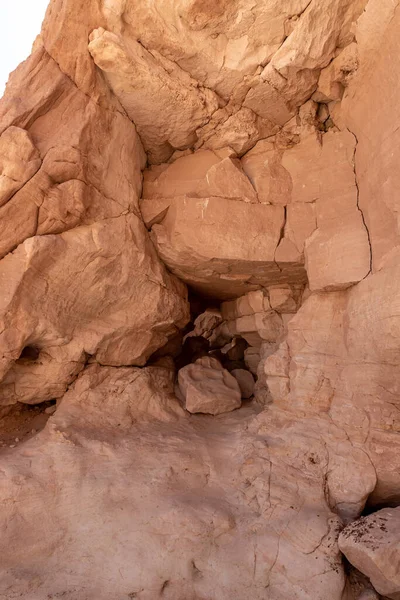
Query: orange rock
[
  {"left": 178, "top": 356, "right": 242, "bottom": 414},
  {"left": 0, "top": 0, "right": 399, "bottom": 598}
]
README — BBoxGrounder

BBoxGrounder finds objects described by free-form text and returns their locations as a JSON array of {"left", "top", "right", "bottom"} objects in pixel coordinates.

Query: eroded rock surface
[
  {"left": 178, "top": 356, "right": 242, "bottom": 415},
  {"left": 0, "top": 215, "right": 188, "bottom": 406},
  {"left": 339, "top": 508, "right": 400, "bottom": 599},
  {"left": 0, "top": 0, "right": 399, "bottom": 598},
  {"left": 0, "top": 365, "right": 346, "bottom": 600},
  {"left": 141, "top": 126, "right": 370, "bottom": 298},
  {"left": 88, "top": 0, "right": 367, "bottom": 162}
]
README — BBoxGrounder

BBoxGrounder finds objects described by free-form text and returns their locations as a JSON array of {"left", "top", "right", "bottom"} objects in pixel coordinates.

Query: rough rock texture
[
  {"left": 0, "top": 126, "right": 41, "bottom": 207},
  {"left": 339, "top": 508, "right": 400, "bottom": 599},
  {"left": 0, "top": 366, "right": 347, "bottom": 599},
  {"left": 149, "top": 196, "right": 291, "bottom": 298},
  {"left": 178, "top": 356, "right": 241, "bottom": 415},
  {"left": 184, "top": 308, "right": 223, "bottom": 341},
  {"left": 142, "top": 127, "right": 370, "bottom": 298},
  {"left": 0, "top": 215, "right": 188, "bottom": 406},
  {"left": 88, "top": 0, "right": 367, "bottom": 162},
  {"left": 0, "top": 0, "right": 400, "bottom": 598},
  {"left": 0, "top": 18, "right": 190, "bottom": 408}
]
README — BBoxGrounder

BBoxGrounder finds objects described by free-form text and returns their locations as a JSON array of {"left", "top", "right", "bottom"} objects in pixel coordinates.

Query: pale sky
[{"left": 0, "top": 0, "right": 49, "bottom": 96}]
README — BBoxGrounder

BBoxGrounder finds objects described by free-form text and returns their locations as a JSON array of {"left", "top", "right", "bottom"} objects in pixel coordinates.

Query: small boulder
[
  {"left": 231, "top": 369, "right": 255, "bottom": 399},
  {"left": 187, "top": 308, "right": 223, "bottom": 340},
  {"left": 178, "top": 356, "right": 241, "bottom": 415},
  {"left": 338, "top": 507, "right": 400, "bottom": 600}
]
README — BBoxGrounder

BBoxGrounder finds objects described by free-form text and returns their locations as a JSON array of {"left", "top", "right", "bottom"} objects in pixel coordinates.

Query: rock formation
[
  {"left": 0, "top": 0, "right": 399, "bottom": 598},
  {"left": 178, "top": 356, "right": 242, "bottom": 415},
  {"left": 339, "top": 508, "right": 400, "bottom": 599}
]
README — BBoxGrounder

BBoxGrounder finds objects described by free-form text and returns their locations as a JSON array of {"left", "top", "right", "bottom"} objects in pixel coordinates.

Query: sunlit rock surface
[{"left": 0, "top": 0, "right": 399, "bottom": 598}]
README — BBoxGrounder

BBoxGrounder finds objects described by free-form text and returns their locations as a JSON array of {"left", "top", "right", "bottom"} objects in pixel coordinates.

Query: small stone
[
  {"left": 357, "top": 590, "right": 380, "bottom": 600},
  {"left": 14, "top": 438, "right": 19, "bottom": 443},
  {"left": 190, "top": 309, "right": 223, "bottom": 340},
  {"left": 231, "top": 369, "right": 255, "bottom": 399},
  {"left": 178, "top": 357, "right": 241, "bottom": 415},
  {"left": 44, "top": 405, "right": 57, "bottom": 415}
]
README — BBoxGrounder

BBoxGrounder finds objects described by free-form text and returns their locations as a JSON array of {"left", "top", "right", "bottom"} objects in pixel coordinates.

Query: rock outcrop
[
  {"left": 141, "top": 126, "right": 370, "bottom": 298},
  {"left": 0, "top": 366, "right": 346, "bottom": 600},
  {"left": 0, "top": 0, "right": 399, "bottom": 598}
]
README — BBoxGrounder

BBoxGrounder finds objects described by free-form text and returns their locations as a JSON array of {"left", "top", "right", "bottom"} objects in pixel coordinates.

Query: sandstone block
[
  {"left": 143, "top": 151, "right": 258, "bottom": 202},
  {"left": 0, "top": 126, "right": 41, "bottom": 208},
  {"left": 221, "top": 290, "right": 269, "bottom": 321},
  {"left": 178, "top": 357, "right": 241, "bottom": 415},
  {"left": 0, "top": 215, "right": 189, "bottom": 406},
  {"left": 150, "top": 196, "right": 308, "bottom": 298},
  {"left": 88, "top": 28, "right": 219, "bottom": 163},
  {"left": 339, "top": 508, "right": 400, "bottom": 600}
]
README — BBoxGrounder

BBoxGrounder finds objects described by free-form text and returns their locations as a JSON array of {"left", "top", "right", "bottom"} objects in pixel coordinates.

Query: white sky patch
[{"left": 0, "top": 0, "right": 49, "bottom": 96}]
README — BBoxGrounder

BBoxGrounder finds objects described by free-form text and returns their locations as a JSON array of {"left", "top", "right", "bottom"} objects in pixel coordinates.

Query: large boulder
[
  {"left": 0, "top": 42, "right": 189, "bottom": 408},
  {"left": 0, "top": 214, "right": 189, "bottom": 406},
  {"left": 339, "top": 508, "right": 400, "bottom": 599},
  {"left": 142, "top": 129, "right": 370, "bottom": 298},
  {"left": 85, "top": 0, "right": 366, "bottom": 161},
  {"left": 0, "top": 48, "right": 145, "bottom": 261},
  {"left": 149, "top": 195, "right": 296, "bottom": 299}
]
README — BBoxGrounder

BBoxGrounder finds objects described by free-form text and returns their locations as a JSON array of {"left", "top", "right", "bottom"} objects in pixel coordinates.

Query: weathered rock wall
[{"left": 0, "top": 1, "right": 399, "bottom": 599}]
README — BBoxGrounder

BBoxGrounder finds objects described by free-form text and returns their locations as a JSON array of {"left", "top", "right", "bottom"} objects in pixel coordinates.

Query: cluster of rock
[
  {"left": 0, "top": 0, "right": 399, "bottom": 599},
  {"left": 140, "top": 113, "right": 370, "bottom": 299},
  {"left": 173, "top": 284, "right": 303, "bottom": 415}
]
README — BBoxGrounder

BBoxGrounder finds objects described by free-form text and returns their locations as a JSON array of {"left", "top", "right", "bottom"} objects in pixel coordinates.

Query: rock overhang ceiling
[{"left": 87, "top": 0, "right": 367, "bottom": 163}]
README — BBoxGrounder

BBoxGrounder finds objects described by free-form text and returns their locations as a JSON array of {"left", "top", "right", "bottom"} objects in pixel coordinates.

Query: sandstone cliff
[{"left": 0, "top": 1, "right": 399, "bottom": 599}]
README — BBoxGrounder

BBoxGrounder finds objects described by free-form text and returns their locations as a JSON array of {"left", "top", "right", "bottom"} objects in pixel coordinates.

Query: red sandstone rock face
[{"left": 0, "top": 0, "right": 399, "bottom": 599}]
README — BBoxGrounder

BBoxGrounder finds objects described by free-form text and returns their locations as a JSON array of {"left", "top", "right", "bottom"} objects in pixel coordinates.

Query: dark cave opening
[
  {"left": 16, "top": 345, "right": 40, "bottom": 362},
  {"left": 149, "top": 287, "right": 258, "bottom": 408}
]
